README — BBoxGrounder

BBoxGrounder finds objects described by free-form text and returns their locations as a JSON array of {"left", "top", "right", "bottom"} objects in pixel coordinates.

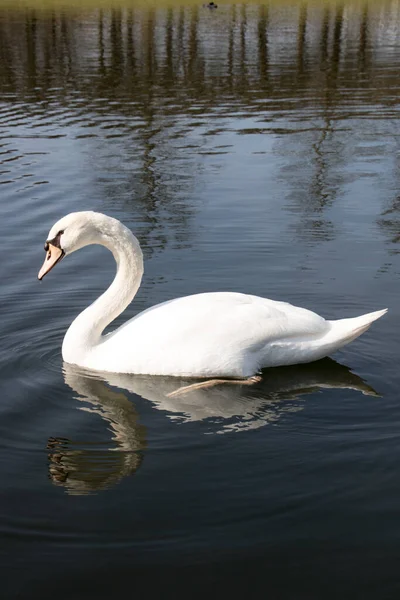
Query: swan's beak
[{"left": 38, "top": 243, "right": 65, "bottom": 280}]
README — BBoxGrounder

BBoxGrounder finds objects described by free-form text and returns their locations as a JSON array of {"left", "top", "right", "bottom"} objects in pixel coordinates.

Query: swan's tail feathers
[{"left": 328, "top": 308, "right": 388, "bottom": 346}]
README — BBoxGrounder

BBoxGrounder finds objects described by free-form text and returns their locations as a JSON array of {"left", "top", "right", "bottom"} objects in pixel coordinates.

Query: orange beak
[{"left": 38, "top": 243, "right": 64, "bottom": 280}]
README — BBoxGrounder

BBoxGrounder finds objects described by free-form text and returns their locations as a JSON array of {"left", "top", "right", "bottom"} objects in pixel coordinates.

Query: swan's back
[{"left": 100, "top": 292, "right": 330, "bottom": 376}]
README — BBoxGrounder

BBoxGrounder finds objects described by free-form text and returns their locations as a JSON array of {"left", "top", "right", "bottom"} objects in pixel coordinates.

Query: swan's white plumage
[{"left": 39, "top": 211, "right": 387, "bottom": 377}]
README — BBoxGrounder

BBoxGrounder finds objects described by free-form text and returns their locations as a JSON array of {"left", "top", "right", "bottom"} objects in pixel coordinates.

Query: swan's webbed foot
[{"left": 167, "top": 375, "right": 262, "bottom": 397}]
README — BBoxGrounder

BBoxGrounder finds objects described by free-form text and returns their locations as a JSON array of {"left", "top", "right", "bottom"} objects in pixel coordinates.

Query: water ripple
[{"left": 0, "top": 3, "right": 399, "bottom": 595}]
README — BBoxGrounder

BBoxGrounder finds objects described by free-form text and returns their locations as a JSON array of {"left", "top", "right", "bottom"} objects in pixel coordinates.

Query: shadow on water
[{"left": 52, "top": 358, "right": 378, "bottom": 495}]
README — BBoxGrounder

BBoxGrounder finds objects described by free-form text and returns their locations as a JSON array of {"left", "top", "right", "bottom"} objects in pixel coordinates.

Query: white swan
[{"left": 38, "top": 211, "right": 387, "bottom": 379}]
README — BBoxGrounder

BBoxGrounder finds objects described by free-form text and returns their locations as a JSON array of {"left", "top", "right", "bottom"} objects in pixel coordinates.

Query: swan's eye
[{"left": 44, "top": 230, "right": 64, "bottom": 251}]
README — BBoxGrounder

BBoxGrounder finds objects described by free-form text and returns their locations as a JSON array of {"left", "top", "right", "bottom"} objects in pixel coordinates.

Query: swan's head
[{"left": 38, "top": 211, "right": 117, "bottom": 280}]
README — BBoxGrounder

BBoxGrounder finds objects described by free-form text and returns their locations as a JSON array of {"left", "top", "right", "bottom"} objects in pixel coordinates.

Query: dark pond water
[{"left": 1, "top": 2, "right": 400, "bottom": 597}]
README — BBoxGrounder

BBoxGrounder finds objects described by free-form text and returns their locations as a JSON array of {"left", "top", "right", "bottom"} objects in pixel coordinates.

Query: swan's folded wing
[
  {"left": 100, "top": 292, "right": 330, "bottom": 376},
  {"left": 112, "top": 292, "right": 328, "bottom": 347}
]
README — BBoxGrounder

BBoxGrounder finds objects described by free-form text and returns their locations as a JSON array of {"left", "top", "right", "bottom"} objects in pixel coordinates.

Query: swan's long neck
[{"left": 62, "top": 219, "right": 144, "bottom": 363}]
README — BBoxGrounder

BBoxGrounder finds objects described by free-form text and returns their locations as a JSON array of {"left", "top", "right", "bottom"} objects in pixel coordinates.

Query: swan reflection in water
[
  {"left": 47, "top": 368, "right": 147, "bottom": 495},
  {"left": 48, "top": 359, "right": 378, "bottom": 495}
]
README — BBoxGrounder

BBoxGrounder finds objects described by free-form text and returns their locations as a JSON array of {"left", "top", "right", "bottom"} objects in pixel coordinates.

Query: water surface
[{"left": 1, "top": 2, "right": 400, "bottom": 598}]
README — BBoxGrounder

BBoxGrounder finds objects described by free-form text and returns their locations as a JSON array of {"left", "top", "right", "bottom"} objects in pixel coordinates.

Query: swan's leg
[{"left": 167, "top": 375, "right": 262, "bottom": 397}]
